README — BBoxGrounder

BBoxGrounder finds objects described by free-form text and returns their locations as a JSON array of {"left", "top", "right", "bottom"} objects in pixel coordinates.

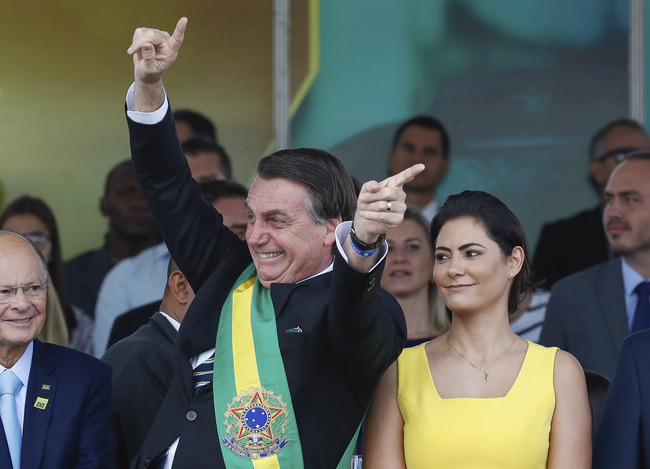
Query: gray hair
[{"left": 256, "top": 148, "right": 357, "bottom": 224}]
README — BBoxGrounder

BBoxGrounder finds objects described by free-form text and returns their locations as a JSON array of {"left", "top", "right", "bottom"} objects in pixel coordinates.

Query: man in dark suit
[
  {"left": 540, "top": 151, "right": 650, "bottom": 378},
  {"left": 103, "top": 258, "right": 193, "bottom": 467},
  {"left": 593, "top": 329, "right": 650, "bottom": 468},
  {"left": 387, "top": 115, "right": 451, "bottom": 221},
  {"left": 0, "top": 231, "right": 115, "bottom": 469},
  {"left": 125, "top": 18, "right": 420, "bottom": 468},
  {"left": 104, "top": 180, "right": 248, "bottom": 349},
  {"left": 533, "top": 119, "right": 650, "bottom": 289}
]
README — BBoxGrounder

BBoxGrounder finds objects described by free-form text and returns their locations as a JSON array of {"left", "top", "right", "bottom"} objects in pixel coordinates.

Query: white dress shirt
[{"left": 0, "top": 341, "right": 34, "bottom": 433}]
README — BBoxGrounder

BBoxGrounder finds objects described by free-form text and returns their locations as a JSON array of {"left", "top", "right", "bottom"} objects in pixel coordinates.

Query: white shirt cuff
[
  {"left": 335, "top": 221, "right": 387, "bottom": 273},
  {"left": 125, "top": 82, "right": 169, "bottom": 124}
]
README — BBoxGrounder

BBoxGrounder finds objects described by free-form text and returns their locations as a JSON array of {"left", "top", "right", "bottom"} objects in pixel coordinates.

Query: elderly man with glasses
[{"left": 0, "top": 231, "right": 116, "bottom": 469}]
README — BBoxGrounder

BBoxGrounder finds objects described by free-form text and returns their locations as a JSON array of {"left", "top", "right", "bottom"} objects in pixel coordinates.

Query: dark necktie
[
  {"left": 192, "top": 353, "right": 215, "bottom": 393},
  {"left": 631, "top": 281, "right": 650, "bottom": 333}
]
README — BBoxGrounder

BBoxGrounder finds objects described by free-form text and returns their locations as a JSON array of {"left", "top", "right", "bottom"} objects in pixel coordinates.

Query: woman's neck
[{"left": 396, "top": 288, "right": 442, "bottom": 340}]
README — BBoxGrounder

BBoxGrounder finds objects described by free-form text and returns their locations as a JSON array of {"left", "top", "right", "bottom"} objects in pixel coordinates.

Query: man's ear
[
  {"left": 100, "top": 196, "right": 109, "bottom": 217},
  {"left": 323, "top": 217, "right": 342, "bottom": 247},
  {"left": 168, "top": 270, "right": 191, "bottom": 305}
]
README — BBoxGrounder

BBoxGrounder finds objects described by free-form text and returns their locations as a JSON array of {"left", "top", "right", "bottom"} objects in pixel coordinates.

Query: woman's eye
[
  {"left": 466, "top": 250, "right": 481, "bottom": 258},
  {"left": 406, "top": 243, "right": 421, "bottom": 252}
]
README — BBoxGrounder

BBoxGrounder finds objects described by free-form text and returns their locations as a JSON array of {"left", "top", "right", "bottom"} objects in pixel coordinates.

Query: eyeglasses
[
  {"left": 0, "top": 283, "right": 49, "bottom": 304},
  {"left": 21, "top": 233, "right": 51, "bottom": 249},
  {"left": 594, "top": 147, "right": 638, "bottom": 163}
]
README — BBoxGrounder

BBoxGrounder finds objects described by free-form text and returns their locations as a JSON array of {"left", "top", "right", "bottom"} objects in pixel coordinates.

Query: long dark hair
[
  {"left": 0, "top": 196, "right": 76, "bottom": 331},
  {"left": 430, "top": 190, "right": 536, "bottom": 314}
]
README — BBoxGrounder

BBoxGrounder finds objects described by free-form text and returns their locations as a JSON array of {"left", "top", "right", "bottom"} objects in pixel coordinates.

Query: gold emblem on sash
[{"left": 222, "top": 387, "right": 290, "bottom": 459}]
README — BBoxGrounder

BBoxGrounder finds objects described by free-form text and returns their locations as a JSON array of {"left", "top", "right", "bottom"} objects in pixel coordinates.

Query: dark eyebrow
[
  {"left": 435, "top": 243, "right": 486, "bottom": 252},
  {"left": 605, "top": 190, "right": 642, "bottom": 199},
  {"left": 243, "top": 203, "right": 290, "bottom": 219},
  {"left": 459, "top": 243, "right": 486, "bottom": 250}
]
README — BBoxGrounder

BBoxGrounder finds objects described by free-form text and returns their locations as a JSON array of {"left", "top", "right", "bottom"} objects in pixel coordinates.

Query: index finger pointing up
[
  {"left": 168, "top": 17, "right": 188, "bottom": 53},
  {"left": 386, "top": 163, "right": 425, "bottom": 188}
]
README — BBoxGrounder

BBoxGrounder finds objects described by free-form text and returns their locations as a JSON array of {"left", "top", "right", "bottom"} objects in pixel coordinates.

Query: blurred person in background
[
  {"left": 382, "top": 206, "right": 449, "bottom": 346},
  {"left": 0, "top": 196, "right": 93, "bottom": 353}
]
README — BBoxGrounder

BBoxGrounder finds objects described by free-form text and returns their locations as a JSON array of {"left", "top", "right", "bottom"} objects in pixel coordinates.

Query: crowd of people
[{"left": 1, "top": 15, "right": 650, "bottom": 469}]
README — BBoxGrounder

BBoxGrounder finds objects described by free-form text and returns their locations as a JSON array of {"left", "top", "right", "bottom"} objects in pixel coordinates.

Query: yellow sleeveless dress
[{"left": 397, "top": 341, "right": 557, "bottom": 469}]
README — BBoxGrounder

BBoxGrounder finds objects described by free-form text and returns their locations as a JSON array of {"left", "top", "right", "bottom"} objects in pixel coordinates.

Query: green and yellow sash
[{"left": 213, "top": 263, "right": 360, "bottom": 469}]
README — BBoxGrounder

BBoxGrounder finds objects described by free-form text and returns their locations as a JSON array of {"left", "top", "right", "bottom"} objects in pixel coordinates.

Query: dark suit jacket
[
  {"left": 533, "top": 205, "right": 610, "bottom": 289},
  {"left": 102, "top": 312, "right": 177, "bottom": 468},
  {"left": 540, "top": 258, "right": 627, "bottom": 378},
  {"left": 107, "top": 300, "right": 161, "bottom": 348},
  {"left": 593, "top": 329, "right": 650, "bottom": 468},
  {"left": 0, "top": 340, "right": 116, "bottom": 469},
  {"left": 127, "top": 105, "right": 406, "bottom": 468},
  {"left": 64, "top": 244, "right": 114, "bottom": 320}
]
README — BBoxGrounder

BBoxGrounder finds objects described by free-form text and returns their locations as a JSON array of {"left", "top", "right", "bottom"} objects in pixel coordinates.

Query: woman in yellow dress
[{"left": 364, "top": 190, "right": 591, "bottom": 468}]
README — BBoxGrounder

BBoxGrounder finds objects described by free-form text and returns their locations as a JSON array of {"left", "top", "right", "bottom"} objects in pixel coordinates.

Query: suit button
[
  {"left": 187, "top": 410, "right": 197, "bottom": 421},
  {"left": 144, "top": 458, "right": 151, "bottom": 466},
  {"left": 367, "top": 277, "right": 376, "bottom": 291}
]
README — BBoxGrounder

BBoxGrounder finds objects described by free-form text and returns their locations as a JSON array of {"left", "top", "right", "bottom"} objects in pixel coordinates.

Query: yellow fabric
[
  {"left": 231, "top": 277, "right": 280, "bottom": 469},
  {"left": 397, "top": 341, "right": 557, "bottom": 469}
]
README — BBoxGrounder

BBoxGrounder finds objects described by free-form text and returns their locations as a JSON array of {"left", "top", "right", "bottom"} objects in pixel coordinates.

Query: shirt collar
[
  {"left": 621, "top": 258, "right": 649, "bottom": 297},
  {"left": 1, "top": 341, "right": 33, "bottom": 389},
  {"left": 159, "top": 311, "right": 181, "bottom": 331}
]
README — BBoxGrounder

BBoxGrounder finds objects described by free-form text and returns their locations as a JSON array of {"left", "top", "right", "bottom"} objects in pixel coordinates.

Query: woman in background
[
  {"left": 364, "top": 190, "right": 590, "bottom": 468},
  {"left": 0, "top": 196, "right": 93, "bottom": 353},
  {"left": 381, "top": 206, "right": 449, "bottom": 346}
]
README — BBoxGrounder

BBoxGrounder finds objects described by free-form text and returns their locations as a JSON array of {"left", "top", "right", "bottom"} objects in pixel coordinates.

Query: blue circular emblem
[
  {"left": 222, "top": 387, "right": 290, "bottom": 459},
  {"left": 242, "top": 405, "right": 271, "bottom": 433}
]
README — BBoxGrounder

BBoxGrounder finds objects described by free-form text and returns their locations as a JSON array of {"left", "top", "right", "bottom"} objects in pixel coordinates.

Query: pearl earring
[{"left": 508, "top": 273, "right": 514, "bottom": 278}]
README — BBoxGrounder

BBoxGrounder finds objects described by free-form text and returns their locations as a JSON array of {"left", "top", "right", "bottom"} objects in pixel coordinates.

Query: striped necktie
[
  {"left": 0, "top": 369, "right": 22, "bottom": 469},
  {"left": 192, "top": 353, "right": 215, "bottom": 393}
]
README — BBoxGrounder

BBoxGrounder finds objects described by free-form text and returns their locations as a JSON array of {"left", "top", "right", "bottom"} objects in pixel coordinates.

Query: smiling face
[
  {"left": 245, "top": 177, "right": 339, "bottom": 288},
  {"left": 381, "top": 219, "right": 434, "bottom": 298},
  {"left": 603, "top": 159, "right": 650, "bottom": 261},
  {"left": 433, "top": 217, "right": 519, "bottom": 316},
  {"left": 0, "top": 234, "right": 47, "bottom": 366}
]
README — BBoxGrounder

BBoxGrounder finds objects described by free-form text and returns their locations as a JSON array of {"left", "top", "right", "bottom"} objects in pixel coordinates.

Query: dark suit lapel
[
  {"left": 270, "top": 272, "right": 331, "bottom": 318},
  {"left": 21, "top": 340, "right": 57, "bottom": 469},
  {"left": 595, "top": 260, "right": 628, "bottom": 357},
  {"left": 150, "top": 312, "right": 177, "bottom": 345},
  {"left": 0, "top": 421, "right": 12, "bottom": 468}
]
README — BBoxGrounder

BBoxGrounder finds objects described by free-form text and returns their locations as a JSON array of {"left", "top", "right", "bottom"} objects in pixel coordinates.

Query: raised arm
[
  {"left": 127, "top": 17, "right": 188, "bottom": 112},
  {"left": 343, "top": 163, "right": 424, "bottom": 272},
  {"left": 547, "top": 350, "right": 591, "bottom": 468}
]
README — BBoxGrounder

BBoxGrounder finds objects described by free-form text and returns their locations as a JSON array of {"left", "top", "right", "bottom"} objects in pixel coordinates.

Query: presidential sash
[
  {"left": 213, "top": 262, "right": 361, "bottom": 469},
  {"left": 213, "top": 263, "right": 302, "bottom": 468}
]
